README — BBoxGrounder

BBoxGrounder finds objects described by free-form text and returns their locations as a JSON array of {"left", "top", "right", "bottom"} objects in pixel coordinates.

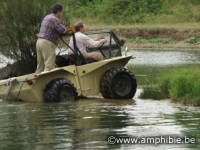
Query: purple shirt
[{"left": 37, "top": 13, "right": 66, "bottom": 43}]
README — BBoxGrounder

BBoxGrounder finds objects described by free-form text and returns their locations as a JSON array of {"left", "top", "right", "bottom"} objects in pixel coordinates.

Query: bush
[
  {"left": 141, "top": 68, "right": 200, "bottom": 106},
  {"left": 59, "top": 0, "right": 200, "bottom": 24},
  {"left": 140, "top": 87, "right": 168, "bottom": 100}
]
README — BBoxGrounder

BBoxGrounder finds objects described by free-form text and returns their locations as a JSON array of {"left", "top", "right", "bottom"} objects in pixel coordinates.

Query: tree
[{"left": 0, "top": 0, "right": 69, "bottom": 73}]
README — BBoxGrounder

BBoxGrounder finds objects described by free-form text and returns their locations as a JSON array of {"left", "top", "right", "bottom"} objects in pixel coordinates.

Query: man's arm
[
  {"left": 83, "top": 34, "right": 107, "bottom": 47},
  {"left": 54, "top": 18, "right": 67, "bottom": 34}
]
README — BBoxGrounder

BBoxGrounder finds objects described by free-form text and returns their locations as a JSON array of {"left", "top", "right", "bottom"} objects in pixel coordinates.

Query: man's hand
[
  {"left": 68, "top": 25, "right": 76, "bottom": 32},
  {"left": 64, "top": 29, "right": 68, "bottom": 34},
  {"left": 100, "top": 39, "right": 107, "bottom": 44},
  {"left": 95, "top": 37, "right": 101, "bottom": 41},
  {"left": 62, "top": 25, "right": 76, "bottom": 35}
]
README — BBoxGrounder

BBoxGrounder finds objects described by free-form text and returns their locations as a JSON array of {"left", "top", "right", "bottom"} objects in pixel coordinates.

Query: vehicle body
[{"left": 0, "top": 30, "right": 137, "bottom": 102}]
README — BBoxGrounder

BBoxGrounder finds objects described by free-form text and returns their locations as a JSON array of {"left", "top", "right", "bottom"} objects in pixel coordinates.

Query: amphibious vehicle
[{"left": 0, "top": 30, "right": 137, "bottom": 102}]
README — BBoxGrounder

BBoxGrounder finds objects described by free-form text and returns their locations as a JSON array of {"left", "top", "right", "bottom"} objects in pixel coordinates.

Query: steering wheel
[
  {"left": 96, "top": 34, "right": 106, "bottom": 50},
  {"left": 97, "top": 42, "right": 106, "bottom": 58},
  {"left": 97, "top": 42, "right": 105, "bottom": 49}
]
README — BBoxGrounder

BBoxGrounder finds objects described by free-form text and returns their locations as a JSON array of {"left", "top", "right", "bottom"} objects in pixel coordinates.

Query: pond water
[
  {"left": 0, "top": 90, "right": 199, "bottom": 150},
  {"left": 127, "top": 50, "right": 200, "bottom": 85},
  {"left": 128, "top": 49, "right": 200, "bottom": 66},
  {"left": 0, "top": 49, "right": 200, "bottom": 150},
  {"left": 0, "top": 55, "right": 13, "bottom": 69}
]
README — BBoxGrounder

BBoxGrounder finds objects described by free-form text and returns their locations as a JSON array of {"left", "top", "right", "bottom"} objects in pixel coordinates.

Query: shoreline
[
  {"left": 109, "top": 27, "right": 200, "bottom": 51},
  {"left": 126, "top": 43, "right": 200, "bottom": 51}
]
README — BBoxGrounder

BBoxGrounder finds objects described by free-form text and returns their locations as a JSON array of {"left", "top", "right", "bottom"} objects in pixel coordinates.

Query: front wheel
[
  {"left": 100, "top": 68, "right": 137, "bottom": 99},
  {"left": 44, "top": 78, "right": 78, "bottom": 102}
]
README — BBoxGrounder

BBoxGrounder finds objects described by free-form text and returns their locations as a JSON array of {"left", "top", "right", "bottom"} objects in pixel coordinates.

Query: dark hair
[
  {"left": 75, "top": 22, "right": 84, "bottom": 32},
  {"left": 52, "top": 4, "right": 63, "bottom": 14}
]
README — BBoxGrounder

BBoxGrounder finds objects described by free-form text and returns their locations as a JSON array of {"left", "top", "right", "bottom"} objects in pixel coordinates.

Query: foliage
[
  {"left": 139, "top": 87, "right": 168, "bottom": 100},
  {"left": 57, "top": 0, "right": 200, "bottom": 24},
  {"left": 0, "top": 0, "right": 70, "bottom": 73},
  {"left": 1, "top": 0, "right": 200, "bottom": 74},
  {"left": 140, "top": 68, "right": 200, "bottom": 106}
]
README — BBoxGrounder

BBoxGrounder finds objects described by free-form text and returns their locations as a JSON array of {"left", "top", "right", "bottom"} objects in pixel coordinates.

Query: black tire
[
  {"left": 44, "top": 78, "right": 78, "bottom": 102},
  {"left": 100, "top": 68, "right": 137, "bottom": 99}
]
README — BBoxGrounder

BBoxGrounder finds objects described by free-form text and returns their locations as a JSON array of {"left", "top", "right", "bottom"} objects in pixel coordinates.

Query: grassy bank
[
  {"left": 139, "top": 67, "right": 200, "bottom": 106},
  {"left": 126, "top": 37, "right": 200, "bottom": 45},
  {"left": 85, "top": 22, "right": 200, "bottom": 50},
  {"left": 127, "top": 64, "right": 200, "bottom": 85},
  {"left": 85, "top": 22, "right": 200, "bottom": 30},
  {"left": 63, "top": 0, "right": 200, "bottom": 24},
  {"left": 127, "top": 37, "right": 176, "bottom": 44},
  {"left": 125, "top": 37, "right": 200, "bottom": 50}
]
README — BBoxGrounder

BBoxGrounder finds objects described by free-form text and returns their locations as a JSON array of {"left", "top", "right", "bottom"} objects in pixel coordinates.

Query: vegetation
[
  {"left": 186, "top": 37, "right": 200, "bottom": 44},
  {"left": 126, "top": 37, "right": 200, "bottom": 45},
  {"left": 139, "top": 87, "right": 168, "bottom": 100},
  {"left": 127, "top": 37, "right": 176, "bottom": 44},
  {"left": 140, "top": 68, "right": 200, "bottom": 106},
  {"left": 0, "top": 0, "right": 69, "bottom": 73},
  {"left": 85, "top": 23, "right": 200, "bottom": 30},
  {"left": 0, "top": 0, "right": 53, "bottom": 72},
  {"left": 1, "top": 0, "right": 200, "bottom": 74},
  {"left": 59, "top": 0, "right": 200, "bottom": 24}
]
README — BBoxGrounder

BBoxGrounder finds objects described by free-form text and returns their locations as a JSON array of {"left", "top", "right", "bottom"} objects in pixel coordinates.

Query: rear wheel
[
  {"left": 100, "top": 68, "right": 137, "bottom": 99},
  {"left": 44, "top": 78, "right": 78, "bottom": 102}
]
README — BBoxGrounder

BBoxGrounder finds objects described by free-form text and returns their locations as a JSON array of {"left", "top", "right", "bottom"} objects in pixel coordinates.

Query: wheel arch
[{"left": 30, "top": 67, "right": 81, "bottom": 102}]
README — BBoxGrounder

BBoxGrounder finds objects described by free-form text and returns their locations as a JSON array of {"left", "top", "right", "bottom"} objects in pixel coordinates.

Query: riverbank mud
[
  {"left": 114, "top": 28, "right": 200, "bottom": 50},
  {"left": 126, "top": 42, "right": 200, "bottom": 50},
  {"left": 115, "top": 28, "right": 200, "bottom": 40}
]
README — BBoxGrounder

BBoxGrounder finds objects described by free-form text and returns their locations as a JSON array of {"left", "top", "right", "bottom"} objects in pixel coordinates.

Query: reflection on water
[
  {"left": 0, "top": 90, "right": 199, "bottom": 150},
  {"left": 172, "top": 108, "right": 200, "bottom": 150}
]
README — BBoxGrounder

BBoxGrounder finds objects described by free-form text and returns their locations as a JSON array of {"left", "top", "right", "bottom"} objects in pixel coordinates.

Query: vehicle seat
[
  {"left": 68, "top": 54, "right": 96, "bottom": 65},
  {"left": 56, "top": 55, "right": 70, "bottom": 67}
]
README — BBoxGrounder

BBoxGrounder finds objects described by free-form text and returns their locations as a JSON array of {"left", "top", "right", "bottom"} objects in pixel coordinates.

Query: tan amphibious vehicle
[{"left": 0, "top": 30, "right": 137, "bottom": 102}]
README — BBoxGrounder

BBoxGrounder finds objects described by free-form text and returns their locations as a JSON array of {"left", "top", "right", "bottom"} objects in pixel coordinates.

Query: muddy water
[{"left": 0, "top": 50, "right": 200, "bottom": 150}]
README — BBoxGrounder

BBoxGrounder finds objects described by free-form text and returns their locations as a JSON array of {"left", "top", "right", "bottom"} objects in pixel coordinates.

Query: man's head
[
  {"left": 52, "top": 4, "right": 64, "bottom": 18},
  {"left": 75, "top": 22, "right": 86, "bottom": 33}
]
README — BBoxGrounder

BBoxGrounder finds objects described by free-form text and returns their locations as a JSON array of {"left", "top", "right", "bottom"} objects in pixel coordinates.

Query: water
[
  {"left": 127, "top": 49, "right": 200, "bottom": 85},
  {"left": 0, "top": 49, "right": 200, "bottom": 150},
  {"left": 0, "top": 90, "right": 199, "bottom": 150},
  {"left": 128, "top": 49, "right": 200, "bottom": 66},
  {"left": 0, "top": 55, "right": 14, "bottom": 68}
]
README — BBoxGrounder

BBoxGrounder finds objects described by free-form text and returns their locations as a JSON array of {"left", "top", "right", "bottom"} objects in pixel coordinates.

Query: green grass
[
  {"left": 139, "top": 67, "right": 200, "bottom": 106},
  {"left": 124, "top": 37, "right": 200, "bottom": 45},
  {"left": 127, "top": 64, "right": 199, "bottom": 85},
  {"left": 186, "top": 37, "right": 200, "bottom": 44},
  {"left": 139, "top": 87, "right": 168, "bottom": 100},
  {"left": 126, "top": 37, "right": 176, "bottom": 44},
  {"left": 83, "top": 22, "right": 200, "bottom": 30},
  {"left": 66, "top": 0, "right": 200, "bottom": 26}
]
